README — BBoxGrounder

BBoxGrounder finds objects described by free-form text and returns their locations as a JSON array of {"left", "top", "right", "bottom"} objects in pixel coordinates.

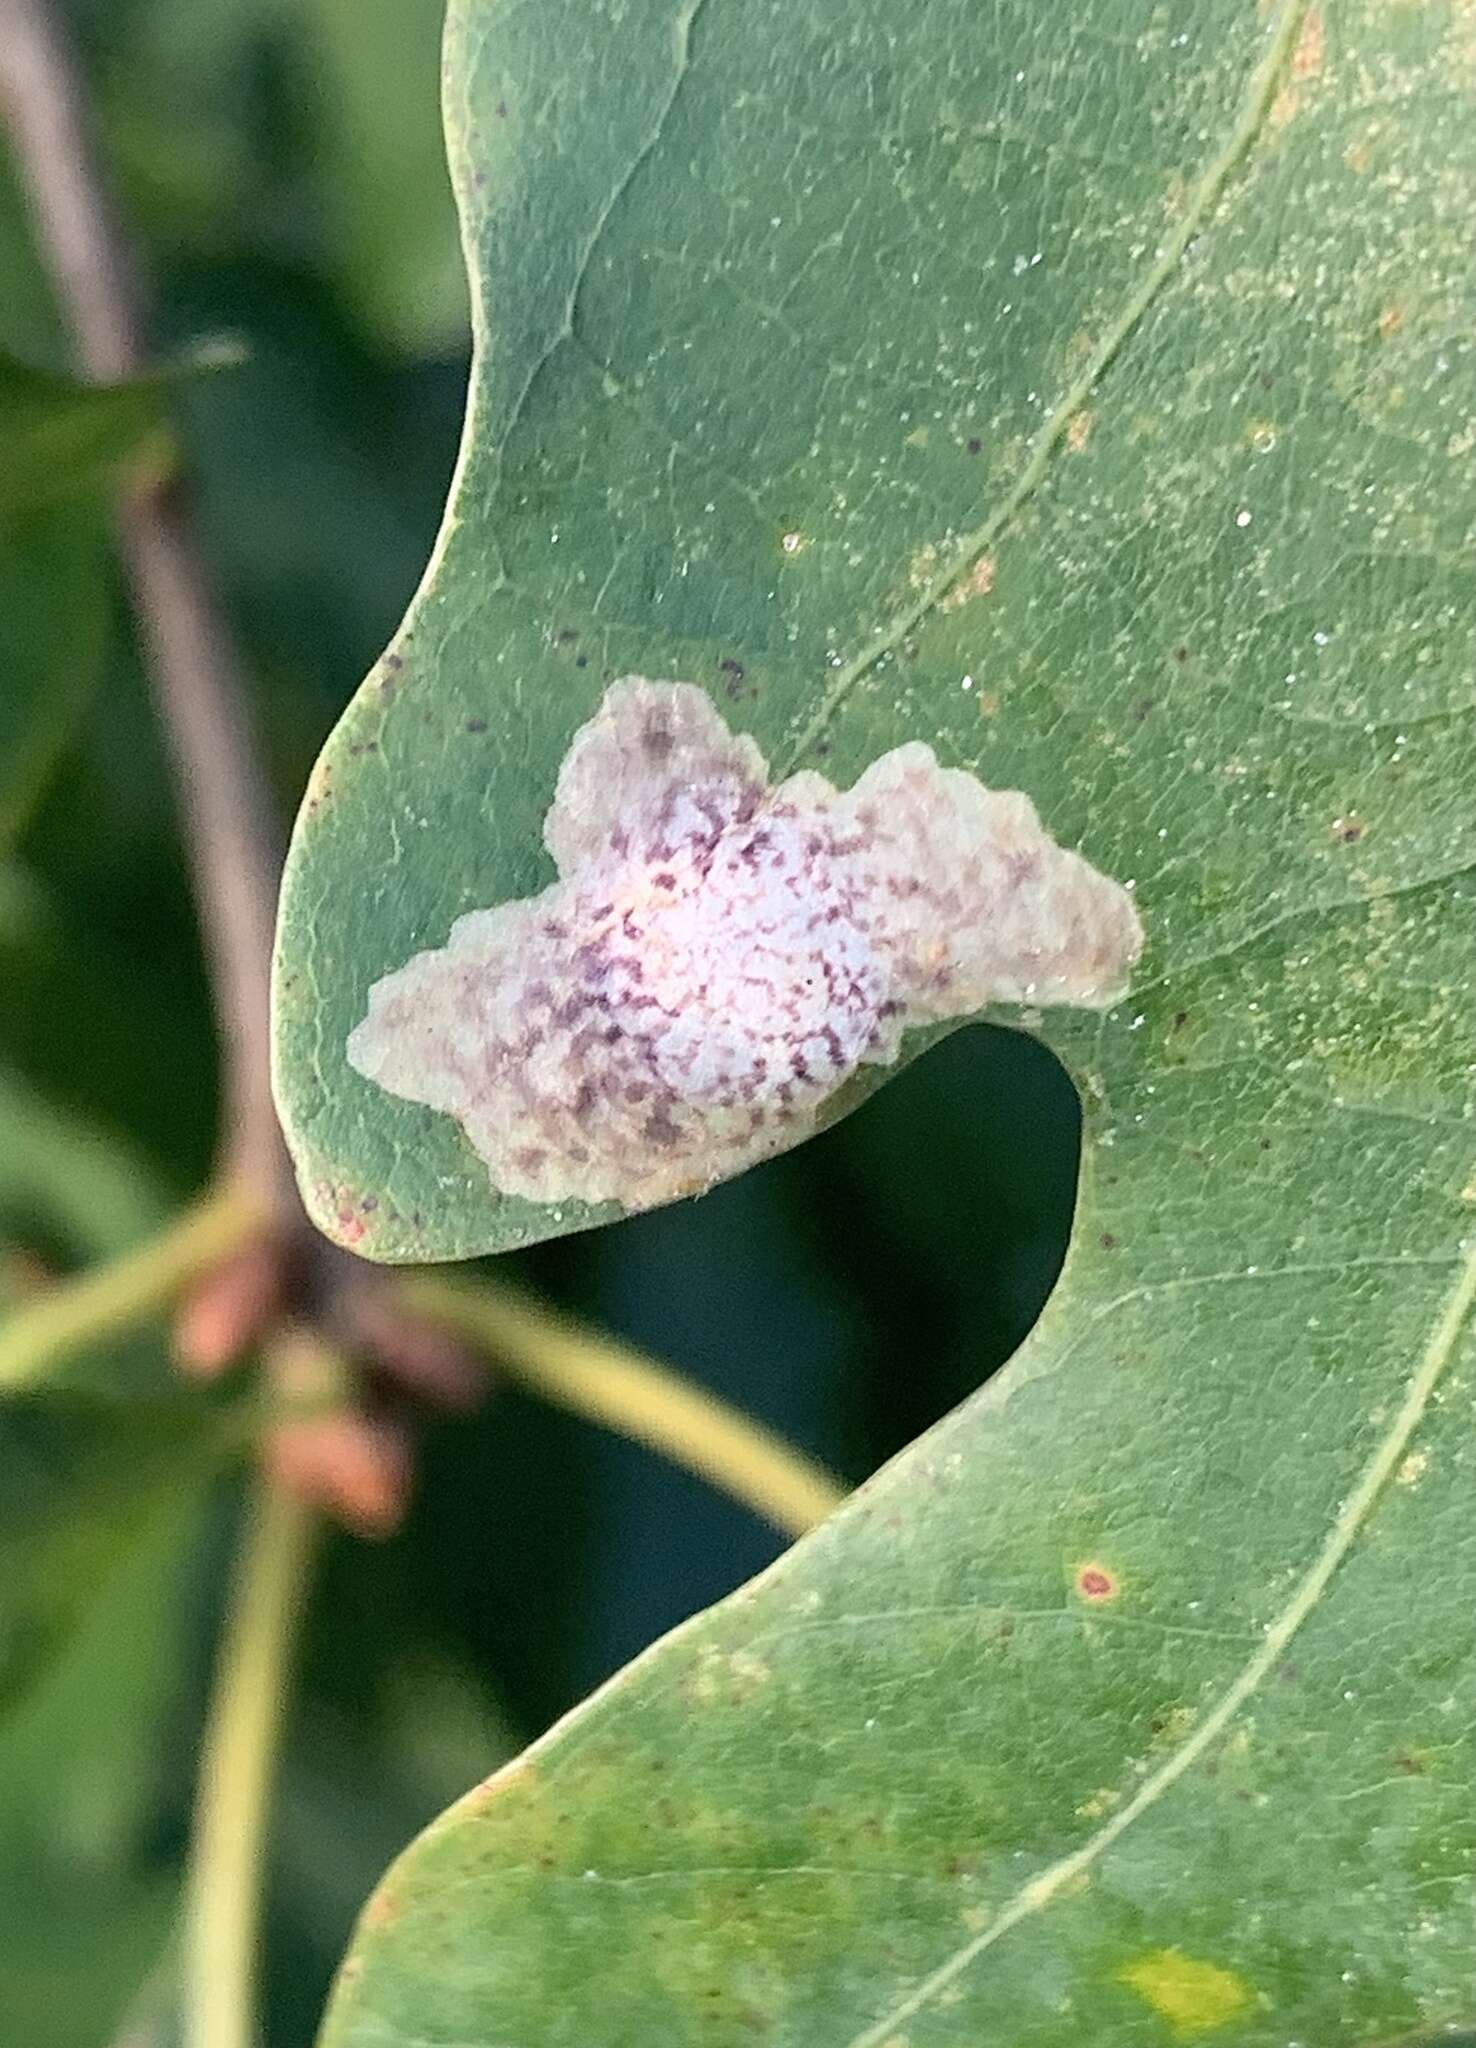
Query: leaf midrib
[
  {"left": 784, "top": 0, "right": 1313, "bottom": 773},
  {"left": 842, "top": 1233, "right": 1476, "bottom": 2048},
  {"left": 446, "top": 0, "right": 1313, "bottom": 785}
]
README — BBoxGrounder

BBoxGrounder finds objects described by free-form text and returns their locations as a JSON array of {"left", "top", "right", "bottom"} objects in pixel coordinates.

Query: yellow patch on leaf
[{"left": 1118, "top": 1949, "right": 1252, "bottom": 2036}]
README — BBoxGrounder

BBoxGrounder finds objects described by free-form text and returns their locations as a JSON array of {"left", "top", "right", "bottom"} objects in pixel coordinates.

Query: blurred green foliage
[{"left": 0, "top": 2, "right": 1077, "bottom": 2041}]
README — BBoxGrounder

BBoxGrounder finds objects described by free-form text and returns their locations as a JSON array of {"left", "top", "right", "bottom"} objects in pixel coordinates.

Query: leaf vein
[
  {"left": 482, "top": 0, "right": 709, "bottom": 532},
  {"left": 841, "top": 1226, "right": 1476, "bottom": 2047},
  {"left": 1135, "top": 853, "right": 1476, "bottom": 993},
  {"left": 783, "top": 0, "right": 1316, "bottom": 771}
]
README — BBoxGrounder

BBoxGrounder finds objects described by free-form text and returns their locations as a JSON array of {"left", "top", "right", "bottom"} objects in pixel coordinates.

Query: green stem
[
  {"left": 0, "top": 1182, "right": 264, "bottom": 1394},
  {"left": 185, "top": 1475, "right": 316, "bottom": 2048},
  {"left": 399, "top": 1272, "right": 847, "bottom": 1539}
]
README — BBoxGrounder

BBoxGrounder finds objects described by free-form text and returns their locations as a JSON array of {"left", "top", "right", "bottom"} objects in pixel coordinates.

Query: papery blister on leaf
[{"left": 348, "top": 678, "right": 1143, "bottom": 1211}]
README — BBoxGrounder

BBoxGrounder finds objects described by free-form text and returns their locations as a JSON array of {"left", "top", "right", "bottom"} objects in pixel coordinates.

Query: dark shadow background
[{"left": 1, "top": 2, "right": 1080, "bottom": 2040}]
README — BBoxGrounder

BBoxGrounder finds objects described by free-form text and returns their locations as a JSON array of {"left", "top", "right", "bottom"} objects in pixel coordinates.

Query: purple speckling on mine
[{"left": 346, "top": 678, "right": 1143, "bottom": 1213}]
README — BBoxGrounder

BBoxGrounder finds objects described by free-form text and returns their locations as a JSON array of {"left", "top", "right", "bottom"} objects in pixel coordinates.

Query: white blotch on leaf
[{"left": 347, "top": 678, "right": 1143, "bottom": 1210}]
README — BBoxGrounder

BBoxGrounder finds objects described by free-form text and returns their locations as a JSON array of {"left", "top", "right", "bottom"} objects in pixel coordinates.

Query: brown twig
[
  {"left": 1, "top": 0, "right": 287, "bottom": 1206},
  {"left": 0, "top": 19, "right": 437, "bottom": 2032},
  {"left": 0, "top": 0, "right": 480, "bottom": 1496}
]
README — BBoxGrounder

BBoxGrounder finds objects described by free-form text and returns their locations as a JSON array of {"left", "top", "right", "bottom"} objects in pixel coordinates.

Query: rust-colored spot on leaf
[
  {"left": 1270, "top": 8, "right": 1323, "bottom": 124},
  {"left": 1292, "top": 8, "right": 1323, "bottom": 78},
  {"left": 363, "top": 1886, "right": 400, "bottom": 1931},
  {"left": 1075, "top": 1562, "right": 1119, "bottom": 1602},
  {"left": 941, "top": 554, "right": 996, "bottom": 610}
]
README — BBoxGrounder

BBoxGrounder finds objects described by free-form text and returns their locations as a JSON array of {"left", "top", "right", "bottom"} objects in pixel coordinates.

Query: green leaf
[
  {"left": 0, "top": 1068, "right": 216, "bottom": 1697},
  {"left": 0, "top": 1477, "right": 205, "bottom": 2048},
  {"left": 0, "top": 1075, "right": 214, "bottom": 2045},
  {"left": 0, "top": 1059, "right": 169, "bottom": 1257},
  {"left": 287, "top": 0, "right": 1476, "bottom": 2039},
  {"left": 0, "top": 504, "right": 111, "bottom": 850},
  {"left": 0, "top": 1057, "right": 179, "bottom": 1397},
  {"left": 0, "top": 350, "right": 172, "bottom": 522},
  {"left": 0, "top": 346, "right": 185, "bottom": 850}
]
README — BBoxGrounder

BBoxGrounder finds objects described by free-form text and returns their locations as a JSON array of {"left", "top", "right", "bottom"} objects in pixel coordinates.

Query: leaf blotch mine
[{"left": 346, "top": 679, "right": 1144, "bottom": 1214}]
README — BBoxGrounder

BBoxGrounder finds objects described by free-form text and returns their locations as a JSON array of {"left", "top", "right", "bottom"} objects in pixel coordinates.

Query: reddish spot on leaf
[{"left": 1075, "top": 1562, "right": 1118, "bottom": 1602}]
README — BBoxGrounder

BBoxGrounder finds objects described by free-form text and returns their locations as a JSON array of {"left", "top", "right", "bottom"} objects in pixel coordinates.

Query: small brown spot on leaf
[
  {"left": 1269, "top": 9, "right": 1322, "bottom": 125},
  {"left": 1066, "top": 409, "right": 1092, "bottom": 452},
  {"left": 1292, "top": 9, "right": 1323, "bottom": 78},
  {"left": 364, "top": 1887, "right": 400, "bottom": 1930},
  {"left": 942, "top": 554, "right": 995, "bottom": 611},
  {"left": 718, "top": 656, "right": 750, "bottom": 700},
  {"left": 1075, "top": 1562, "right": 1118, "bottom": 1602}
]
